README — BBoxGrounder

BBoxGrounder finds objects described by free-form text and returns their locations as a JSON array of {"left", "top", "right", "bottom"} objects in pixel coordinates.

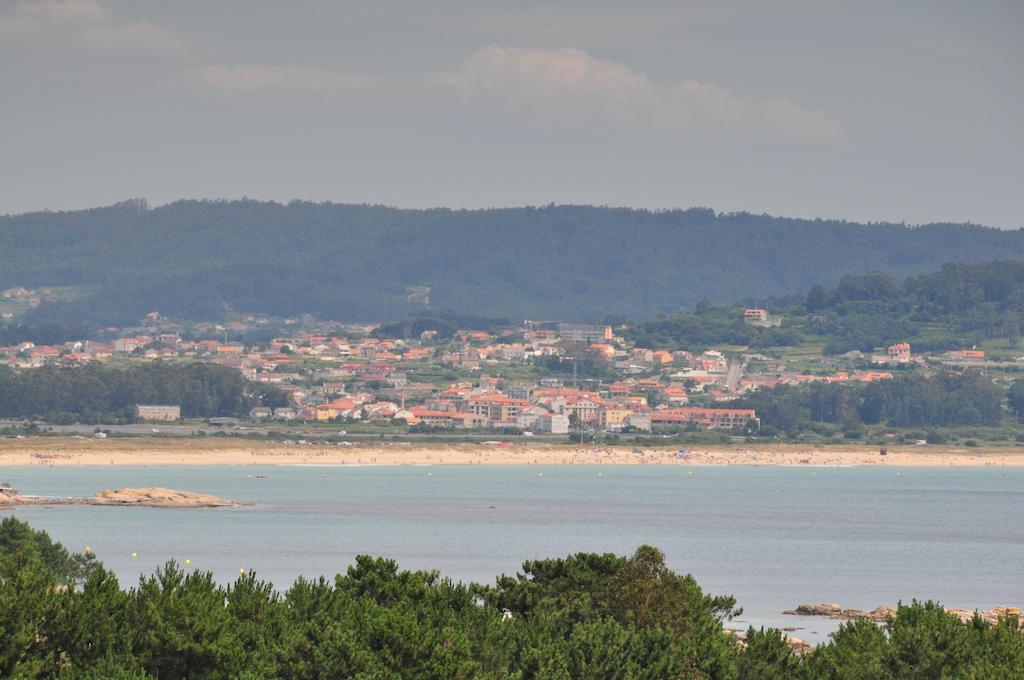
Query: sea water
[{"left": 2, "top": 464, "right": 1022, "bottom": 642}]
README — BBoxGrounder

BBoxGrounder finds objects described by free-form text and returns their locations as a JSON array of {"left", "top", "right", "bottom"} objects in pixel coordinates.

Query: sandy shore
[{"left": 0, "top": 437, "right": 1022, "bottom": 467}]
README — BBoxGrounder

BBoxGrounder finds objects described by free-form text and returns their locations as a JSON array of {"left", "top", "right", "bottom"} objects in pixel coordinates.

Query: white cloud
[
  {"left": 440, "top": 46, "right": 655, "bottom": 101},
  {"left": 441, "top": 46, "right": 842, "bottom": 142},
  {"left": 0, "top": 0, "right": 189, "bottom": 57},
  {"left": 188, "top": 45, "right": 842, "bottom": 142},
  {"left": 673, "top": 80, "right": 744, "bottom": 124},
  {"left": 760, "top": 97, "right": 842, "bottom": 144}
]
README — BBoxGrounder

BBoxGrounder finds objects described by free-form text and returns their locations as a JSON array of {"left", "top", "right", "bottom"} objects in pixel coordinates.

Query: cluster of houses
[
  {"left": 868, "top": 342, "right": 985, "bottom": 367},
  {"left": 0, "top": 312, "right": 999, "bottom": 431},
  {"left": 0, "top": 333, "right": 247, "bottom": 368},
  {"left": 293, "top": 380, "right": 760, "bottom": 433}
]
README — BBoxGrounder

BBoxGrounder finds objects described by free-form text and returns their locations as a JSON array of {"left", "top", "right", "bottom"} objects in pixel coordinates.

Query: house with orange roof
[
  {"left": 651, "top": 407, "right": 758, "bottom": 429},
  {"left": 887, "top": 342, "right": 911, "bottom": 363},
  {"left": 409, "top": 407, "right": 459, "bottom": 428},
  {"left": 323, "top": 382, "right": 348, "bottom": 395},
  {"left": 363, "top": 402, "right": 400, "bottom": 420},
  {"left": 658, "top": 386, "right": 689, "bottom": 404},
  {"left": 561, "top": 395, "right": 603, "bottom": 424},
  {"left": 853, "top": 371, "right": 892, "bottom": 382},
  {"left": 944, "top": 349, "right": 985, "bottom": 361},
  {"left": 60, "top": 352, "right": 93, "bottom": 365},
  {"left": 608, "top": 382, "right": 631, "bottom": 396},
  {"left": 465, "top": 392, "right": 531, "bottom": 423},
  {"left": 652, "top": 350, "right": 674, "bottom": 365},
  {"left": 402, "top": 348, "right": 432, "bottom": 361},
  {"left": 316, "top": 397, "right": 362, "bottom": 421},
  {"left": 738, "top": 377, "right": 779, "bottom": 392},
  {"left": 114, "top": 337, "right": 151, "bottom": 353},
  {"left": 325, "top": 397, "right": 357, "bottom": 411}
]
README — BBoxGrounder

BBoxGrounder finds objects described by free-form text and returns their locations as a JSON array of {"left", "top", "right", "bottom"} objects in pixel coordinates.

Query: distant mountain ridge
[{"left": 2, "top": 199, "right": 1022, "bottom": 324}]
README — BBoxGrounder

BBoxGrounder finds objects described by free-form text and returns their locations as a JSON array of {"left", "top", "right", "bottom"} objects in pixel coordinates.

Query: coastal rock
[
  {"left": 946, "top": 606, "right": 1021, "bottom": 625},
  {"left": 0, "top": 484, "right": 244, "bottom": 508},
  {"left": 784, "top": 603, "right": 891, "bottom": 622},
  {"left": 869, "top": 605, "right": 897, "bottom": 621},
  {"left": 784, "top": 603, "right": 844, "bottom": 617},
  {"left": 0, "top": 485, "right": 21, "bottom": 504},
  {"left": 90, "top": 487, "right": 244, "bottom": 508},
  {"left": 726, "top": 628, "right": 814, "bottom": 654},
  {"left": 786, "top": 603, "right": 1020, "bottom": 625},
  {"left": 785, "top": 636, "right": 814, "bottom": 654}
]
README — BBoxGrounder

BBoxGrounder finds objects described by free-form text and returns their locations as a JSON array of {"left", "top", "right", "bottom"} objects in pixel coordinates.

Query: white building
[{"left": 536, "top": 413, "right": 570, "bottom": 434}]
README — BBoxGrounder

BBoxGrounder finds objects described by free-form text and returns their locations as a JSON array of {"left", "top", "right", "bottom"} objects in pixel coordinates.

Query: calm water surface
[{"left": 3, "top": 464, "right": 1022, "bottom": 642}]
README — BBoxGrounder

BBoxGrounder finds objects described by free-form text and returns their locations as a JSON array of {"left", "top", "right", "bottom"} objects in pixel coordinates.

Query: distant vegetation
[
  {"left": 0, "top": 363, "right": 286, "bottom": 423},
  {"left": 1, "top": 518, "right": 1021, "bottom": 678},
  {"left": 374, "top": 310, "right": 511, "bottom": 339},
  {"left": 5, "top": 199, "right": 1024, "bottom": 324},
  {"left": 0, "top": 322, "right": 93, "bottom": 347},
  {"left": 632, "top": 261, "right": 1024, "bottom": 353},
  {"left": 733, "top": 371, "right": 1007, "bottom": 437}
]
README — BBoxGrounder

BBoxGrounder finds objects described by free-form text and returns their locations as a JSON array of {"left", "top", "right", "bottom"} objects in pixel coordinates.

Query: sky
[{"left": 1, "top": 0, "right": 1021, "bottom": 227}]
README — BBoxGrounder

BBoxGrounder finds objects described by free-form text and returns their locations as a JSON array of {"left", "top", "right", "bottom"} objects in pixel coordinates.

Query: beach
[{"left": 1, "top": 437, "right": 1022, "bottom": 467}]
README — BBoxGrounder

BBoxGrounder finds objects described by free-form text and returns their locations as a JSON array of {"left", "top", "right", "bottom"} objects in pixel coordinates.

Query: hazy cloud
[
  {"left": 440, "top": 46, "right": 655, "bottom": 101},
  {"left": 0, "top": 0, "right": 189, "bottom": 57},
  {"left": 447, "top": 46, "right": 842, "bottom": 141},
  {"left": 190, "top": 46, "right": 841, "bottom": 142},
  {"left": 14, "top": 0, "right": 107, "bottom": 21}
]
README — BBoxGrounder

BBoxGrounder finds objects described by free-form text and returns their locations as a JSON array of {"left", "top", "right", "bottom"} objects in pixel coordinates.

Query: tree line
[
  {"left": 632, "top": 260, "right": 1024, "bottom": 353},
  {"left": 0, "top": 323, "right": 93, "bottom": 347},
  {"left": 1, "top": 518, "right": 1021, "bottom": 678},
  {"left": 730, "top": 371, "right": 1007, "bottom": 436},
  {"left": 0, "top": 363, "right": 287, "bottom": 423}
]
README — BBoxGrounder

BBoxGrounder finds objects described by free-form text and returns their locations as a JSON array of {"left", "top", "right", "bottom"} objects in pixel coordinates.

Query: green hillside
[{"left": 3, "top": 199, "right": 1023, "bottom": 324}]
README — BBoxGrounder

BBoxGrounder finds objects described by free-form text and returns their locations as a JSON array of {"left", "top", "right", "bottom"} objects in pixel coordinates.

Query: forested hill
[{"left": 3, "top": 198, "right": 1024, "bottom": 324}]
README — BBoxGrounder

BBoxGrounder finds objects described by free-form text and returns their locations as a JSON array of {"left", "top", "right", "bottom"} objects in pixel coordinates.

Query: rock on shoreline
[
  {"left": 785, "top": 603, "right": 1020, "bottom": 626},
  {"left": 90, "top": 487, "right": 245, "bottom": 507},
  {"left": 0, "top": 485, "right": 245, "bottom": 508},
  {"left": 726, "top": 628, "right": 813, "bottom": 654}
]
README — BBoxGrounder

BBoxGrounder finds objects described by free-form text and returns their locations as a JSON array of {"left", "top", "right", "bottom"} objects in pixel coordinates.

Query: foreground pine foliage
[{"left": 1, "top": 517, "right": 1021, "bottom": 678}]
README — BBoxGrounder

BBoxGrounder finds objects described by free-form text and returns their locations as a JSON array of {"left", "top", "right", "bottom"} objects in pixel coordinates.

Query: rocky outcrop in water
[
  {"left": 0, "top": 485, "right": 244, "bottom": 508},
  {"left": 785, "top": 603, "right": 1020, "bottom": 625},
  {"left": 90, "top": 487, "right": 244, "bottom": 507},
  {"left": 726, "top": 628, "right": 813, "bottom": 654}
]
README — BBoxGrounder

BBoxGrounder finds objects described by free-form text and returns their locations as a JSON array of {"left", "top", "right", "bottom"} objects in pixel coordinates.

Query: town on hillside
[{"left": 0, "top": 303, "right": 999, "bottom": 434}]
